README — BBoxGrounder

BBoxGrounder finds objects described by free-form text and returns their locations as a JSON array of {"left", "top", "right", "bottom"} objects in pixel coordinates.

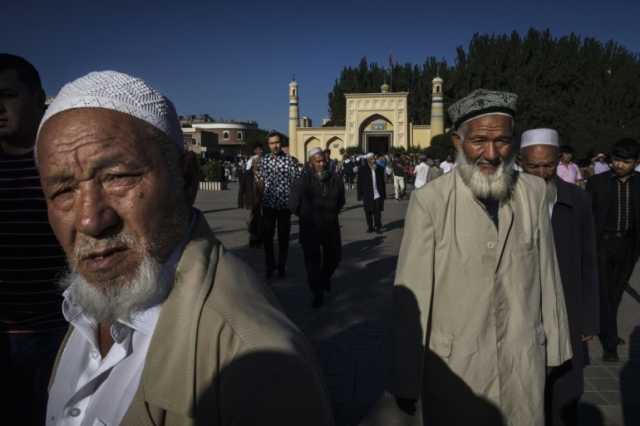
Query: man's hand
[{"left": 581, "top": 335, "right": 594, "bottom": 342}]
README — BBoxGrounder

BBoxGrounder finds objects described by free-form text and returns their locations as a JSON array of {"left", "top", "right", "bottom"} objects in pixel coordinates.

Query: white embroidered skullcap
[
  {"left": 308, "top": 147, "right": 323, "bottom": 158},
  {"left": 520, "top": 128, "right": 559, "bottom": 149},
  {"left": 366, "top": 152, "right": 375, "bottom": 159},
  {"left": 38, "top": 70, "right": 183, "bottom": 150}
]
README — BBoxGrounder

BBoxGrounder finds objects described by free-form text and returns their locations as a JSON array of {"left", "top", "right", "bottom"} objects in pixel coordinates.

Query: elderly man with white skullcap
[
  {"left": 520, "top": 128, "right": 599, "bottom": 426},
  {"left": 389, "top": 90, "right": 572, "bottom": 426},
  {"left": 38, "top": 71, "right": 333, "bottom": 426}
]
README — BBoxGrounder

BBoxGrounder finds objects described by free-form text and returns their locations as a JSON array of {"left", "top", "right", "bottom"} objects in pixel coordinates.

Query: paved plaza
[{"left": 195, "top": 182, "right": 640, "bottom": 426}]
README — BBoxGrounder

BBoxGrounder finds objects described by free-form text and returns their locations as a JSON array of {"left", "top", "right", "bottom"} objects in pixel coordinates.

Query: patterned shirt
[{"left": 258, "top": 152, "right": 301, "bottom": 210}]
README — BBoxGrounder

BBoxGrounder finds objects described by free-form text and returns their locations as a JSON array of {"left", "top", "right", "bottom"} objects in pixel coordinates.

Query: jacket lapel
[{"left": 132, "top": 211, "right": 220, "bottom": 418}]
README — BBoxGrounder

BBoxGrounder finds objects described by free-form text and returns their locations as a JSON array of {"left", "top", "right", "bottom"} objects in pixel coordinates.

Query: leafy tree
[{"left": 328, "top": 29, "right": 640, "bottom": 157}]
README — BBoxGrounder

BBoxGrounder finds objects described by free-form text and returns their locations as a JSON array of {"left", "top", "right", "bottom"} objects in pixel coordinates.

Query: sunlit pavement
[{"left": 196, "top": 181, "right": 639, "bottom": 426}]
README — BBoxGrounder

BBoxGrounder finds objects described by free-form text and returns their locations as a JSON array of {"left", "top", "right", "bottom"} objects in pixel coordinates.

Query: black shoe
[
  {"left": 617, "top": 337, "right": 626, "bottom": 345},
  {"left": 366, "top": 228, "right": 374, "bottom": 233},
  {"left": 278, "top": 267, "right": 286, "bottom": 278},
  {"left": 602, "top": 351, "right": 620, "bottom": 362},
  {"left": 324, "top": 279, "right": 332, "bottom": 293},
  {"left": 375, "top": 227, "right": 383, "bottom": 234},
  {"left": 312, "top": 293, "right": 324, "bottom": 309}
]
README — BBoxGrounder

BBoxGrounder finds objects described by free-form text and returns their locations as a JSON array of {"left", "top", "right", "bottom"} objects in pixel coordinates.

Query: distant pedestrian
[
  {"left": 592, "top": 153, "right": 610, "bottom": 175},
  {"left": 324, "top": 148, "right": 337, "bottom": 173},
  {"left": 238, "top": 143, "right": 263, "bottom": 247},
  {"left": 357, "top": 152, "right": 386, "bottom": 233},
  {"left": 520, "top": 128, "right": 600, "bottom": 426},
  {"left": 290, "top": 148, "right": 345, "bottom": 308},
  {"left": 412, "top": 155, "right": 435, "bottom": 189},
  {"left": 557, "top": 145, "right": 583, "bottom": 185},
  {"left": 343, "top": 157, "right": 356, "bottom": 191},
  {"left": 439, "top": 154, "right": 455, "bottom": 174},
  {"left": 392, "top": 156, "right": 407, "bottom": 200},
  {"left": 258, "top": 131, "right": 301, "bottom": 279},
  {"left": 586, "top": 137, "right": 640, "bottom": 362}
]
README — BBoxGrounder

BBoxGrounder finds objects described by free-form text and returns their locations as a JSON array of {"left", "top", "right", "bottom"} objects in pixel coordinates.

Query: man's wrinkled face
[
  {"left": 37, "top": 108, "right": 190, "bottom": 288},
  {"left": 267, "top": 135, "right": 281, "bottom": 154},
  {"left": 0, "top": 69, "right": 43, "bottom": 143},
  {"left": 367, "top": 156, "right": 375, "bottom": 167},
  {"left": 453, "top": 115, "right": 513, "bottom": 175},
  {"left": 611, "top": 156, "right": 637, "bottom": 178},
  {"left": 310, "top": 153, "right": 326, "bottom": 174},
  {"left": 521, "top": 145, "right": 559, "bottom": 182}
]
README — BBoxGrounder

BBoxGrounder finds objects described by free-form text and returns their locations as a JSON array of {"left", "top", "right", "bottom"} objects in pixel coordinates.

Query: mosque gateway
[{"left": 288, "top": 77, "right": 446, "bottom": 161}]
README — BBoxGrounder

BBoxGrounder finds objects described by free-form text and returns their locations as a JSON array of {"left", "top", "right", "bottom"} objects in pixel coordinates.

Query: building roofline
[{"left": 345, "top": 92, "right": 409, "bottom": 98}]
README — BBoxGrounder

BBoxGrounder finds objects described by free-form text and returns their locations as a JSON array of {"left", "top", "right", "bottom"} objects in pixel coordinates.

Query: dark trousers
[
  {"left": 364, "top": 198, "right": 383, "bottom": 231},
  {"left": 301, "top": 227, "right": 341, "bottom": 294},
  {"left": 262, "top": 207, "right": 292, "bottom": 270},
  {"left": 0, "top": 329, "right": 67, "bottom": 426},
  {"left": 248, "top": 206, "right": 262, "bottom": 245},
  {"left": 597, "top": 233, "right": 636, "bottom": 353}
]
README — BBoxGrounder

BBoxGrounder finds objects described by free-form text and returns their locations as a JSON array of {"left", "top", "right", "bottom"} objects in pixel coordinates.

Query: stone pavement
[{"left": 195, "top": 182, "right": 640, "bottom": 426}]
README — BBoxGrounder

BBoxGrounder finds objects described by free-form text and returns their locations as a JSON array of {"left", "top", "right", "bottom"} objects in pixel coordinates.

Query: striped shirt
[{"left": 1, "top": 150, "right": 67, "bottom": 333}]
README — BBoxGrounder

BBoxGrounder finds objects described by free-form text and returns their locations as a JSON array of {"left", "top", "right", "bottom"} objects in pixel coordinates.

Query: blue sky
[{"left": 4, "top": 0, "right": 639, "bottom": 133}]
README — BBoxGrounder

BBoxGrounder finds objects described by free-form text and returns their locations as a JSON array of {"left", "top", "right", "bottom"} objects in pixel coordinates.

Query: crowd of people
[{"left": 1, "top": 53, "right": 638, "bottom": 426}]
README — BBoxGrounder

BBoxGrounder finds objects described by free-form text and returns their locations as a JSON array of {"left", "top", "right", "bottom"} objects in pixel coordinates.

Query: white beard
[
  {"left": 59, "top": 252, "right": 169, "bottom": 324},
  {"left": 456, "top": 150, "right": 516, "bottom": 201}
]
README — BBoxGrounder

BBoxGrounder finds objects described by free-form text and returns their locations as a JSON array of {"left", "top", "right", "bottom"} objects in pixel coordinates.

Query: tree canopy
[{"left": 328, "top": 29, "right": 640, "bottom": 157}]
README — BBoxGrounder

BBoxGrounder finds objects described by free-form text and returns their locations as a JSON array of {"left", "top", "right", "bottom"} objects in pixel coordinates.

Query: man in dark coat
[
  {"left": 237, "top": 145, "right": 263, "bottom": 247},
  {"left": 357, "top": 152, "right": 386, "bottom": 233},
  {"left": 586, "top": 137, "right": 640, "bottom": 362},
  {"left": 520, "top": 128, "right": 599, "bottom": 426},
  {"left": 290, "top": 148, "right": 345, "bottom": 308}
]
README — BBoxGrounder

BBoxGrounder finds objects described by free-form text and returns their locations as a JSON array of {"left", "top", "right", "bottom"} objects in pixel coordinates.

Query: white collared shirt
[
  {"left": 47, "top": 300, "right": 161, "bottom": 426},
  {"left": 47, "top": 215, "right": 194, "bottom": 426},
  {"left": 372, "top": 166, "right": 381, "bottom": 200}
]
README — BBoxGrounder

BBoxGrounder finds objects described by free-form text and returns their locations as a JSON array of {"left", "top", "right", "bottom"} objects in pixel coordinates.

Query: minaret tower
[
  {"left": 288, "top": 78, "right": 299, "bottom": 159},
  {"left": 430, "top": 76, "right": 444, "bottom": 138}
]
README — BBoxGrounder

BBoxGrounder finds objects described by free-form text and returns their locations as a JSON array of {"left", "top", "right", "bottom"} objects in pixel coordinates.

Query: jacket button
[
  {"left": 487, "top": 241, "right": 496, "bottom": 249},
  {"left": 68, "top": 407, "right": 81, "bottom": 417}
]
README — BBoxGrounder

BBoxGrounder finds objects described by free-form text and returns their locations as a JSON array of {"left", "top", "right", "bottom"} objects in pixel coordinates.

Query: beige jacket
[
  {"left": 391, "top": 171, "right": 572, "bottom": 426},
  {"left": 52, "top": 211, "right": 334, "bottom": 426}
]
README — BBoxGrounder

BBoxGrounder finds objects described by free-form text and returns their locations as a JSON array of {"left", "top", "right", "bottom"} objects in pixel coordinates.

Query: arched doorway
[
  {"left": 359, "top": 114, "right": 393, "bottom": 154},
  {"left": 303, "top": 137, "right": 322, "bottom": 161},
  {"left": 326, "top": 137, "right": 344, "bottom": 161}
]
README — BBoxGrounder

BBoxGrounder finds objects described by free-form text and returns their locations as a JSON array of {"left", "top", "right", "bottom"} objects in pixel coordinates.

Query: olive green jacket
[
  {"left": 52, "top": 211, "right": 334, "bottom": 426},
  {"left": 391, "top": 171, "right": 572, "bottom": 426}
]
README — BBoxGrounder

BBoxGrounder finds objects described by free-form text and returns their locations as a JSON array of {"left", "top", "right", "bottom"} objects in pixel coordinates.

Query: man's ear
[
  {"left": 180, "top": 151, "right": 200, "bottom": 207},
  {"left": 452, "top": 132, "right": 462, "bottom": 152}
]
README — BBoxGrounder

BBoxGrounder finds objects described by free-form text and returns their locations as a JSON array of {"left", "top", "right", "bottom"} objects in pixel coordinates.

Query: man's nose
[
  {"left": 75, "top": 184, "right": 120, "bottom": 238},
  {"left": 483, "top": 142, "right": 498, "bottom": 162}
]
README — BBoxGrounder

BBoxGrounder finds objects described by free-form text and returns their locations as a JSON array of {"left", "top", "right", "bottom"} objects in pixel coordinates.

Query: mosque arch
[
  {"left": 303, "top": 137, "right": 322, "bottom": 161},
  {"left": 326, "top": 136, "right": 344, "bottom": 160},
  {"left": 358, "top": 114, "right": 394, "bottom": 154}
]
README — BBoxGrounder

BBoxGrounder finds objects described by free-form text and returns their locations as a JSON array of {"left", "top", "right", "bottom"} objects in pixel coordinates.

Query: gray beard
[
  {"left": 59, "top": 252, "right": 170, "bottom": 324},
  {"left": 456, "top": 151, "right": 516, "bottom": 201}
]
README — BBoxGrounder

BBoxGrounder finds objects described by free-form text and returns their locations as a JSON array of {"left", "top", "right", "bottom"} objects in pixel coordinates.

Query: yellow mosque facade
[{"left": 287, "top": 77, "right": 445, "bottom": 161}]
